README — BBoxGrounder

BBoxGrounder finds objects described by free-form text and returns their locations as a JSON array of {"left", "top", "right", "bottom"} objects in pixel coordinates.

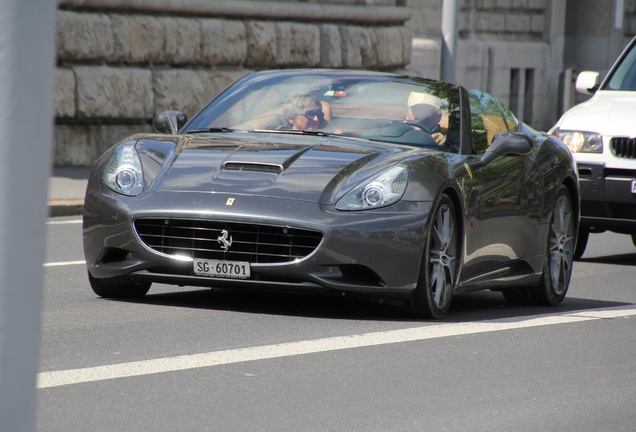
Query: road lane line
[
  {"left": 37, "top": 304, "right": 636, "bottom": 389},
  {"left": 43, "top": 260, "right": 85, "bottom": 267},
  {"left": 47, "top": 218, "right": 82, "bottom": 224}
]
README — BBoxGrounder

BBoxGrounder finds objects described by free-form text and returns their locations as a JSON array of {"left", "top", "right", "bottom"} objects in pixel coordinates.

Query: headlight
[
  {"left": 103, "top": 144, "right": 144, "bottom": 196},
  {"left": 557, "top": 130, "right": 602, "bottom": 153},
  {"left": 336, "top": 166, "right": 408, "bottom": 211}
]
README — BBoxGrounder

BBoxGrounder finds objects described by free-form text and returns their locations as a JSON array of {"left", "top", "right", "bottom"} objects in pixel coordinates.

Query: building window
[{"left": 509, "top": 68, "right": 535, "bottom": 125}]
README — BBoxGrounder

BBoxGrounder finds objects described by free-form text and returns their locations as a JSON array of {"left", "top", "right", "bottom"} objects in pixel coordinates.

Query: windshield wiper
[
  {"left": 186, "top": 127, "right": 236, "bottom": 134},
  {"left": 253, "top": 129, "right": 332, "bottom": 137}
]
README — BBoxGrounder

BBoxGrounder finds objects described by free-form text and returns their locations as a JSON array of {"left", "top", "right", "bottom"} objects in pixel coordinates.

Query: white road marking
[
  {"left": 37, "top": 305, "right": 636, "bottom": 389},
  {"left": 47, "top": 218, "right": 82, "bottom": 224},
  {"left": 43, "top": 260, "right": 85, "bottom": 267}
]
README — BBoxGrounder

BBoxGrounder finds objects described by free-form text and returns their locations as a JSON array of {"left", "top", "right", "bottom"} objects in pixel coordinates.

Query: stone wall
[
  {"left": 462, "top": 0, "right": 548, "bottom": 39},
  {"left": 54, "top": 0, "right": 412, "bottom": 166},
  {"left": 406, "top": 0, "right": 548, "bottom": 39},
  {"left": 53, "top": 0, "right": 636, "bottom": 167},
  {"left": 406, "top": 0, "right": 558, "bottom": 130},
  {"left": 626, "top": 0, "right": 636, "bottom": 39},
  {"left": 406, "top": 0, "right": 636, "bottom": 129}
]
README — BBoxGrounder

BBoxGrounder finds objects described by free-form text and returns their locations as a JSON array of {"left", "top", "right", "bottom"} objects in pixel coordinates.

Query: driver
[
  {"left": 406, "top": 92, "right": 448, "bottom": 145},
  {"left": 282, "top": 92, "right": 327, "bottom": 131}
]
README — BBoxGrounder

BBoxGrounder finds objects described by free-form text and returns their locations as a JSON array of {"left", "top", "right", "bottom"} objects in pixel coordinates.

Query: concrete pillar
[
  {"left": 0, "top": 1, "right": 56, "bottom": 431},
  {"left": 441, "top": 0, "right": 459, "bottom": 83}
]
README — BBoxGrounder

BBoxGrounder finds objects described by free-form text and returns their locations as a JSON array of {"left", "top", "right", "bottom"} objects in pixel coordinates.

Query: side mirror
[
  {"left": 481, "top": 132, "right": 533, "bottom": 166},
  {"left": 152, "top": 111, "right": 187, "bottom": 134},
  {"left": 452, "top": 132, "right": 533, "bottom": 178},
  {"left": 575, "top": 71, "right": 600, "bottom": 95}
]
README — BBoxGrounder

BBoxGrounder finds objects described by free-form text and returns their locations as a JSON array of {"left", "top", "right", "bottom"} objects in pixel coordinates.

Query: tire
[
  {"left": 573, "top": 227, "right": 589, "bottom": 260},
  {"left": 404, "top": 194, "right": 459, "bottom": 319},
  {"left": 504, "top": 186, "right": 574, "bottom": 306},
  {"left": 88, "top": 272, "right": 151, "bottom": 298},
  {"left": 535, "top": 186, "right": 575, "bottom": 305}
]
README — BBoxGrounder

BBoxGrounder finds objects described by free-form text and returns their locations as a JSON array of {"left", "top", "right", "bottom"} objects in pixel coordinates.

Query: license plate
[
  {"left": 632, "top": 180, "right": 636, "bottom": 194},
  {"left": 193, "top": 259, "right": 250, "bottom": 279}
]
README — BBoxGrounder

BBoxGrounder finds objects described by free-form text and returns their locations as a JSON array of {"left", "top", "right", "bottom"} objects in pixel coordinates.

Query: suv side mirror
[
  {"left": 575, "top": 71, "right": 600, "bottom": 95},
  {"left": 152, "top": 111, "right": 188, "bottom": 134}
]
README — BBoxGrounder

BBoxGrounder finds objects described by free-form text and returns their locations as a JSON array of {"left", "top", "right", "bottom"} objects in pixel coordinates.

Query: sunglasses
[{"left": 301, "top": 108, "right": 324, "bottom": 120}]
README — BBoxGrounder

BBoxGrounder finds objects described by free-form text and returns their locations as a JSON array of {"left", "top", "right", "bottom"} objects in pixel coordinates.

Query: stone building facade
[
  {"left": 406, "top": 0, "right": 636, "bottom": 132},
  {"left": 54, "top": 0, "right": 636, "bottom": 167},
  {"left": 406, "top": 0, "right": 566, "bottom": 132},
  {"left": 54, "top": 0, "right": 412, "bottom": 166}
]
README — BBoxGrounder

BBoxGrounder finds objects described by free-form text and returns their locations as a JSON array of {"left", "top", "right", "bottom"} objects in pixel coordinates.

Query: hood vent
[{"left": 223, "top": 161, "right": 283, "bottom": 174}]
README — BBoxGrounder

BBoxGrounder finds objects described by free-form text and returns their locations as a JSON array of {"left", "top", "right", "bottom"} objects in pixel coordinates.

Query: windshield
[
  {"left": 184, "top": 70, "right": 461, "bottom": 151},
  {"left": 605, "top": 40, "right": 636, "bottom": 90}
]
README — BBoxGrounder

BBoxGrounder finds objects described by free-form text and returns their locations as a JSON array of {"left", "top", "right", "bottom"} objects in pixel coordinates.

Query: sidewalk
[{"left": 48, "top": 166, "right": 91, "bottom": 217}]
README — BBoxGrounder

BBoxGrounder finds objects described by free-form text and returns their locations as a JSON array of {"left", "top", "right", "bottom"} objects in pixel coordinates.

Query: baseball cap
[
  {"left": 407, "top": 92, "right": 443, "bottom": 120},
  {"left": 407, "top": 92, "right": 443, "bottom": 109}
]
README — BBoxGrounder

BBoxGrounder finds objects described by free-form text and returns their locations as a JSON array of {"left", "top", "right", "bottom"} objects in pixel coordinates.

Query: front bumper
[
  {"left": 83, "top": 186, "right": 432, "bottom": 300},
  {"left": 577, "top": 161, "right": 636, "bottom": 232}
]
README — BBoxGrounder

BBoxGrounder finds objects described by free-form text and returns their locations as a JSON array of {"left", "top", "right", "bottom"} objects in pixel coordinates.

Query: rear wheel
[
  {"left": 537, "top": 186, "right": 575, "bottom": 305},
  {"left": 88, "top": 272, "right": 151, "bottom": 298},
  {"left": 503, "top": 186, "right": 574, "bottom": 306},
  {"left": 404, "top": 194, "right": 458, "bottom": 319}
]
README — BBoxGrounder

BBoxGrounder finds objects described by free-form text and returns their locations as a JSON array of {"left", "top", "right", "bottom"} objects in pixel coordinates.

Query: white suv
[{"left": 551, "top": 36, "right": 636, "bottom": 259}]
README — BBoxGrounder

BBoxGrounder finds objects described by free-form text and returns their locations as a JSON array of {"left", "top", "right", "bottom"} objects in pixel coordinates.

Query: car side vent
[
  {"left": 610, "top": 137, "right": 636, "bottom": 159},
  {"left": 223, "top": 161, "right": 283, "bottom": 173}
]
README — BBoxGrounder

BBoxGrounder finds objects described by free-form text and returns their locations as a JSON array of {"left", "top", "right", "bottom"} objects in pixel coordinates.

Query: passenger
[
  {"left": 406, "top": 92, "right": 448, "bottom": 145},
  {"left": 281, "top": 92, "right": 327, "bottom": 131}
]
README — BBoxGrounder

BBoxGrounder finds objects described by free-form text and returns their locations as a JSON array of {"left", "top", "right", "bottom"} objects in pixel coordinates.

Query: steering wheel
[{"left": 401, "top": 120, "right": 432, "bottom": 134}]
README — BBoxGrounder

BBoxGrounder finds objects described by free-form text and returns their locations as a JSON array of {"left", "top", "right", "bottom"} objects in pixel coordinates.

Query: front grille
[
  {"left": 604, "top": 167, "right": 636, "bottom": 178},
  {"left": 610, "top": 203, "right": 636, "bottom": 220},
  {"left": 134, "top": 218, "right": 323, "bottom": 264},
  {"left": 610, "top": 137, "right": 636, "bottom": 159}
]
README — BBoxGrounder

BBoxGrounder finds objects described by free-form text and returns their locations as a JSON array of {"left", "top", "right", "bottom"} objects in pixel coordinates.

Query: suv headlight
[
  {"left": 103, "top": 144, "right": 144, "bottom": 196},
  {"left": 336, "top": 166, "right": 408, "bottom": 211},
  {"left": 556, "top": 130, "right": 602, "bottom": 153}
]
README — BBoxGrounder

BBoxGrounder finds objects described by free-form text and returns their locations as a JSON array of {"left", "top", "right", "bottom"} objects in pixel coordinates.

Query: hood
[
  {"left": 138, "top": 132, "right": 418, "bottom": 204},
  {"left": 557, "top": 91, "right": 636, "bottom": 137}
]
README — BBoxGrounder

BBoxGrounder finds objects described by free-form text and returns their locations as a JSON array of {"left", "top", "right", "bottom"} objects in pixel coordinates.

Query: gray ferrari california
[{"left": 83, "top": 69, "right": 580, "bottom": 319}]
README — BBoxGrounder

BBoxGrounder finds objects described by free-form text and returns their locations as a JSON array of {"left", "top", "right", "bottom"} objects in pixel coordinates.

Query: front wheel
[
  {"left": 88, "top": 272, "right": 151, "bottom": 298},
  {"left": 404, "top": 194, "right": 459, "bottom": 319}
]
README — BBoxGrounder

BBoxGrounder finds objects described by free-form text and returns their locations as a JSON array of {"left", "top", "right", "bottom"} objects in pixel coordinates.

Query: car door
[{"left": 467, "top": 91, "right": 539, "bottom": 275}]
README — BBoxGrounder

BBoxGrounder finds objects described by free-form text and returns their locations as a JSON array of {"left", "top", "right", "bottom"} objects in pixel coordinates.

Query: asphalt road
[{"left": 38, "top": 216, "right": 636, "bottom": 432}]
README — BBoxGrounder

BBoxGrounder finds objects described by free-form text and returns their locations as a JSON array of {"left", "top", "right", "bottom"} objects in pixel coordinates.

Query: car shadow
[
  {"left": 447, "top": 291, "right": 630, "bottom": 322},
  {"left": 577, "top": 252, "right": 636, "bottom": 266},
  {"left": 110, "top": 285, "right": 631, "bottom": 323},
  {"left": 116, "top": 288, "right": 405, "bottom": 321}
]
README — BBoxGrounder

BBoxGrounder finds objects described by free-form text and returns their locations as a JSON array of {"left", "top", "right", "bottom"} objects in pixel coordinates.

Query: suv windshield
[{"left": 605, "top": 41, "right": 636, "bottom": 90}]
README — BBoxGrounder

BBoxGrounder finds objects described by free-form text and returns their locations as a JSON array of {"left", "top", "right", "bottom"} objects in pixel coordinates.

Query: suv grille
[
  {"left": 134, "top": 218, "right": 323, "bottom": 264},
  {"left": 610, "top": 137, "right": 636, "bottom": 159}
]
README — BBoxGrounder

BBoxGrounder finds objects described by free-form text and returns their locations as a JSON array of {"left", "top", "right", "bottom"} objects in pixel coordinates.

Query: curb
[{"left": 48, "top": 200, "right": 84, "bottom": 218}]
